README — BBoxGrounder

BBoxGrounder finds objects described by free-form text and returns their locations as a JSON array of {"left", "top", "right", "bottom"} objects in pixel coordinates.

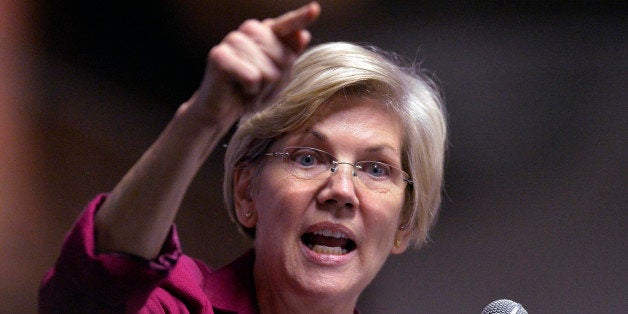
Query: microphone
[{"left": 481, "top": 299, "right": 528, "bottom": 314}]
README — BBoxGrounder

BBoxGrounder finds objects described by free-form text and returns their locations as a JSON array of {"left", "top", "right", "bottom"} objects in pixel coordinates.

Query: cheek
[
  {"left": 362, "top": 194, "right": 404, "bottom": 238},
  {"left": 254, "top": 173, "right": 312, "bottom": 221}
]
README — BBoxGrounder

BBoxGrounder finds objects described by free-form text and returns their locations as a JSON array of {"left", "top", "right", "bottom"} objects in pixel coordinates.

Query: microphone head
[{"left": 481, "top": 299, "right": 528, "bottom": 314}]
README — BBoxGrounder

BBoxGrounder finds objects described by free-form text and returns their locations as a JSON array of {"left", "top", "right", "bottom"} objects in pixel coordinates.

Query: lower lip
[{"left": 299, "top": 241, "right": 356, "bottom": 265}]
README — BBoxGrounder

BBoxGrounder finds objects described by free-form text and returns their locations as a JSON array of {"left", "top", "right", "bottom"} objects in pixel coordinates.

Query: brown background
[{"left": 1, "top": 1, "right": 625, "bottom": 313}]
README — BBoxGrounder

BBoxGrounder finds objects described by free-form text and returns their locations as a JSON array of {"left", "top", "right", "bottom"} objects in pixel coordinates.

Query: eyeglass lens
[{"left": 277, "top": 146, "right": 408, "bottom": 194}]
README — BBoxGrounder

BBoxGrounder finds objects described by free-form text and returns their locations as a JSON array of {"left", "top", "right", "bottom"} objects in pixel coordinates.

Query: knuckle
[
  {"left": 244, "top": 68, "right": 263, "bottom": 84},
  {"left": 239, "top": 19, "right": 262, "bottom": 34},
  {"left": 208, "top": 45, "right": 228, "bottom": 64},
  {"left": 223, "top": 30, "right": 244, "bottom": 45}
]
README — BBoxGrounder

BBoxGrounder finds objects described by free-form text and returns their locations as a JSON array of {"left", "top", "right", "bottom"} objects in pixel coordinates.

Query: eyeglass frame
[{"left": 263, "top": 146, "right": 413, "bottom": 193}]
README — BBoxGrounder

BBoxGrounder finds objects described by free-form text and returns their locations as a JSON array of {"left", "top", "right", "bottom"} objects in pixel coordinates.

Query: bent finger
[
  {"left": 239, "top": 19, "right": 291, "bottom": 68},
  {"left": 209, "top": 44, "right": 263, "bottom": 95},
  {"left": 279, "top": 29, "right": 312, "bottom": 55}
]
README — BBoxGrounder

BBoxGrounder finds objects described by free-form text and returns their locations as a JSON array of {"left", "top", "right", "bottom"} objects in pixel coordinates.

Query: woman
[{"left": 39, "top": 2, "right": 447, "bottom": 313}]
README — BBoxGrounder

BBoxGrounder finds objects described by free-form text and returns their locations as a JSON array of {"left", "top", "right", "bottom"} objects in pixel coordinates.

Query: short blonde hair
[{"left": 223, "top": 42, "right": 447, "bottom": 248}]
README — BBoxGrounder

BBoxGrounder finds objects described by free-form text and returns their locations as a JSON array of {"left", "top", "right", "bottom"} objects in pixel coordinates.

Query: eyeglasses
[{"left": 265, "top": 146, "right": 412, "bottom": 194}]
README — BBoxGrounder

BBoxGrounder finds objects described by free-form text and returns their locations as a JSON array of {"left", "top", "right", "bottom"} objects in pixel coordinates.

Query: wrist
[{"left": 176, "top": 91, "right": 242, "bottom": 132}]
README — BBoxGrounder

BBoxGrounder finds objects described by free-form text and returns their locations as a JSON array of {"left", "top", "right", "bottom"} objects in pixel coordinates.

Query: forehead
[{"left": 280, "top": 95, "right": 403, "bottom": 154}]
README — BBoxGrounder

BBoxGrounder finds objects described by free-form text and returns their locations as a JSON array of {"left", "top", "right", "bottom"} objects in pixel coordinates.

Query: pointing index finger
[{"left": 269, "top": 2, "right": 321, "bottom": 38}]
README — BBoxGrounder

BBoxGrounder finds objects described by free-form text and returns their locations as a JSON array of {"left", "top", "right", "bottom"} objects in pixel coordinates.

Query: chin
[{"left": 290, "top": 242, "right": 372, "bottom": 300}]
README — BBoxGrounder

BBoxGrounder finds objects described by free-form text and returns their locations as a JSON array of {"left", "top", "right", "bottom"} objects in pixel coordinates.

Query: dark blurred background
[{"left": 1, "top": 1, "right": 625, "bottom": 312}]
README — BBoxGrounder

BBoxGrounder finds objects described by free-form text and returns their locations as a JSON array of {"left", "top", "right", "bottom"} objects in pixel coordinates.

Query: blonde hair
[{"left": 223, "top": 42, "right": 447, "bottom": 248}]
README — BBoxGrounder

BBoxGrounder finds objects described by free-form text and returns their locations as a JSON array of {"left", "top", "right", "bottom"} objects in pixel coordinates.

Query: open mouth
[{"left": 301, "top": 229, "right": 357, "bottom": 255}]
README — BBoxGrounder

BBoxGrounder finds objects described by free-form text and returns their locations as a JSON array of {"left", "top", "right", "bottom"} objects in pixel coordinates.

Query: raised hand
[{"left": 191, "top": 2, "right": 321, "bottom": 125}]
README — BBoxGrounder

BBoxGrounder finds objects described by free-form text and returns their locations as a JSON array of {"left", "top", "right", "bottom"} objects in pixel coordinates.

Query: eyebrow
[
  {"left": 306, "top": 130, "right": 327, "bottom": 141},
  {"left": 305, "top": 130, "right": 399, "bottom": 154}
]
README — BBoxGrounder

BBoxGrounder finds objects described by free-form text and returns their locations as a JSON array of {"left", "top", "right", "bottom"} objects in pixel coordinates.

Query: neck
[
  {"left": 254, "top": 266, "right": 358, "bottom": 314},
  {"left": 256, "top": 289, "right": 357, "bottom": 314}
]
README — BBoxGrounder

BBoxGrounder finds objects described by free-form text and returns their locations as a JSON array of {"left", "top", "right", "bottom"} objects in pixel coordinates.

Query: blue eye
[
  {"left": 295, "top": 154, "right": 316, "bottom": 166},
  {"left": 361, "top": 162, "right": 391, "bottom": 178},
  {"left": 291, "top": 148, "right": 322, "bottom": 167}
]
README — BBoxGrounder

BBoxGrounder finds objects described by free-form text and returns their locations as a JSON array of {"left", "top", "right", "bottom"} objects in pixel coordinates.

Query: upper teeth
[{"left": 314, "top": 229, "right": 347, "bottom": 239}]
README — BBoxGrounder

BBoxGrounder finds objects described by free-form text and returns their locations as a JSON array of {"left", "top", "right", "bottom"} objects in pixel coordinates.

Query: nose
[
  {"left": 317, "top": 163, "right": 359, "bottom": 211},
  {"left": 330, "top": 161, "right": 358, "bottom": 176}
]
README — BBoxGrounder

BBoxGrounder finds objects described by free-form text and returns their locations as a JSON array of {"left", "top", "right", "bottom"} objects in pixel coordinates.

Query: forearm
[{"left": 95, "top": 94, "right": 238, "bottom": 260}]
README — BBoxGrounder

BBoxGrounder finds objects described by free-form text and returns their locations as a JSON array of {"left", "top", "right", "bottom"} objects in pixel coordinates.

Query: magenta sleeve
[{"left": 38, "top": 194, "right": 183, "bottom": 312}]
